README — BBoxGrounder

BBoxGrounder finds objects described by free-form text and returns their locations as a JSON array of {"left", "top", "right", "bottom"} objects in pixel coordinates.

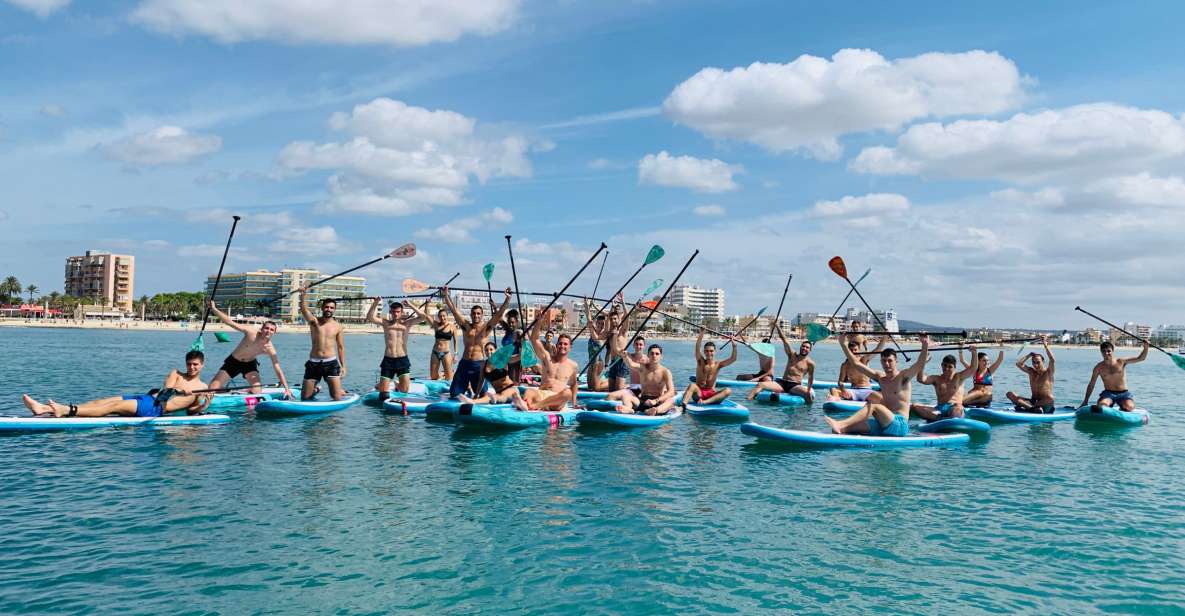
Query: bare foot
[
  {"left": 459, "top": 394, "right": 473, "bottom": 404},
  {"left": 47, "top": 400, "right": 72, "bottom": 418},
  {"left": 824, "top": 416, "right": 843, "bottom": 434},
  {"left": 22, "top": 394, "right": 53, "bottom": 417}
]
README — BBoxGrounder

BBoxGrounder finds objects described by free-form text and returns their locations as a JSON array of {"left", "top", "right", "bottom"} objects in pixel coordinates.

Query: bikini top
[
  {"left": 975, "top": 369, "right": 993, "bottom": 386},
  {"left": 434, "top": 327, "right": 452, "bottom": 340},
  {"left": 485, "top": 366, "right": 509, "bottom": 383}
]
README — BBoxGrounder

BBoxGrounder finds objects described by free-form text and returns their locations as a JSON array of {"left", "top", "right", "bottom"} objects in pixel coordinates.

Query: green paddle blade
[
  {"left": 805, "top": 323, "right": 832, "bottom": 343},
  {"left": 643, "top": 279, "right": 662, "bottom": 296},
  {"left": 644, "top": 245, "right": 665, "bottom": 265},
  {"left": 214, "top": 332, "right": 232, "bottom": 343},
  {"left": 751, "top": 342, "right": 777, "bottom": 358},
  {"left": 189, "top": 335, "right": 205, "bottom": 352},
  {"left": 521, "top": 342, "right": 539, "bottom": 368},
  {"left": 855, "top": 267, "right": 872, "bottom": 285},
  {"left": 488, "top": 343, "right": 515, "bottom": 369},
  {"left": 1016, "top": 341, "right": 1029, "bottom": 357},
  {"left": 482, "top": 263, "right": 494, "bottom": 281},
  {"left": 1172, "top": 354, "right": 1185, "bottom": 371}
]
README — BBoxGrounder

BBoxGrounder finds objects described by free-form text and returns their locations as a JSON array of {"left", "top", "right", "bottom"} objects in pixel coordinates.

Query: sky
[{"left": 2, "top": 0, "right": 1184, "bottom": 329}]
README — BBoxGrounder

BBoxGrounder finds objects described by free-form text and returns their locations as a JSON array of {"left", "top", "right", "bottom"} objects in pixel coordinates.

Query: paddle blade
[
  {"left": 644, "top": 245, "right": 665, "bottom": 265},
  {"left": 755, "top": 306, "right": 767, "bottom": 317},
  {"left": 1173, "top": 354, "right": 1185, "bottom": 371},
  {"left": 482, "top": 263, "right": 494, "bottom": 281},
  {"left": 828, "top": 256, "right": 848, "bottom": 279},
  {"left": 214, "top": 332, "right": 232, "bottom": 343},
  {"left": 751, "top": 342, "right": 777, "bottom": 358},
  {"left": 488, "top": 343, "right": 515, "bottom": 369},
  {"left": 189, "top": 335, "right": 205, "bottom": 352},
  {"left": 640, "top": 300, "right": 658, "bottom": 310},
  {"left": 521, "top": 342, "right": 539, "bottom": 368},
  {"left": 855, "top": 267, "right": 872, "bottom": 285},
  {"left": 643, "top": 279, "right": 663, "bottom": 296},
  {"left": 402, "top": 278, "right": 430, "bottom": 294},
  {"left": 389, "top": 243, "right": 417, "bottom": 259},
  {"left": 805, "top": 323, "right": 832, "bottom": 343},
  {"left": 1016, "top": 341, "right": 1029, "bottom": 357}
]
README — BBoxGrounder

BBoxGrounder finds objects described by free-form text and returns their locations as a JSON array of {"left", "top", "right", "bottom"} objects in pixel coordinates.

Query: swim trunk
[
  {"left": 123, "top": 394, "right": 162, "bottom": 417},
  {"left": 639, "top": 394, "right": 664, "bottom": 413},
  {"left": 1099, "top": 389, "right": 1133, "bottom": 406},
  {"left": 775, "top": 378, "right": 801, "bottom": 393},
  {"left": 697, "top": 387, "right": 717, "bottom": 400},
  {"left": 606, "top": 358, "right": 630, "bottom": 381},
  {"left": 868, "top": 414, "right": 908, "bottom": 437},
  {"left": 219, "top": 355, "right": 259, "bottom": 379},
  {"left": 935, "top": 403, "right": 956, "bottom": 418},
  {"left": 379, "top": 355, "right": 411, "bottom": 380},
  {"left": 303, "top": 357, "right": 341, "bottom": 382},
  {"left": 847, "top": 388, "right": 874, "bottom": 402},
  {"left": 450, "top": 358, "right": 488, "bottom": 399},
  {"left": 587, "top": 339, "right": 604, "bottom": 364}
]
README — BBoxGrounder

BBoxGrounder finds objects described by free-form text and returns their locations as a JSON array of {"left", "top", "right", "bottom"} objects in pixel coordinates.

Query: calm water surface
[{"left": 1, "top": 327, "right": 1182, "bottom": 614}]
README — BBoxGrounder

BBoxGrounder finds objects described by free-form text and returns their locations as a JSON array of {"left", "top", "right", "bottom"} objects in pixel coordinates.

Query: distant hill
[{"left": 898, "top": 319, "right": 963, "bottom": 333}]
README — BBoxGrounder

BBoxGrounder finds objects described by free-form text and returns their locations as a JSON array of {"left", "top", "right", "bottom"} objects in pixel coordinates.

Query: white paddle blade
[
  {"left": 390, "top": 243, "right": 417, "bottom": 259},
  {"left": 402, "top": 278, "right": 430, "bottom": 294}
]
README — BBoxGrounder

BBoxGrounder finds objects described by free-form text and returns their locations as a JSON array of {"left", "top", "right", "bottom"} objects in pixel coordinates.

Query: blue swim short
[
  {"left": 868, "top": 414, "right": 908, "bottom": 437},
  {"left": 1099, "top": 389, "right": 1133, "bottom": 406},
  {"left": 936, "top": 402, "right": 955, "bottom": 418},
  {"left": 123, "top": 394, "right": 162, "bottom": 417},
  {"left": 606, "top": 357, "right": 630, "bottom": 381}
]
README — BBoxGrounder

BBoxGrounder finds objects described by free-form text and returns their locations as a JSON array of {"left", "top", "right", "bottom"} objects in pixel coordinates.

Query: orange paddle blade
[
  {"left": 402, "top": 278, "right": 430, "bottom": 294},
  {"left": 640, "top": 300, "right": 658, "bottom": 310},
  {"left": 828, "top": 256, "right": 848, "bottom": 279}
]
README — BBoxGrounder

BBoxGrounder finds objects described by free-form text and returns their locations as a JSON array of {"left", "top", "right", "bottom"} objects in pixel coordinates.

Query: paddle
[
  {"left": 856, "top": 338, "right": 1039, "bottom": 355},
  {"left": 828, "top": 256, "right": 909, "bottom": 360},
  {"left": 571, "top": 245, "right": 665, "bottom": 342},
  {"left": 769, "top": 274, "right": 793, "bottom": 338},
  {"left": 721, "top": 307, "right": 768, "bottom": 351},
  {"left": 192, "top": 215, "right": 241, "bottom": 352},
  {"left": 482, "top": 263, "right": 495, "bottom": 302},
  {"left": 266, "top": 243, "right": 416, "bottom": 304},
  {"left": 1075, "top": 306, "right": 1185, "bottom": 370},
  {"left": 825, "top": 267, "right": 871, "bottom": 330},
  {"left": 192, "top": 382, "right": 282, "bottom": 394},
  {"left": 489, "top": 242, "right": 609, "bottom": 369},
  {"left": 591, "top": 250, "right": 609, "bottom": 302},
  {"left": 638, "top": 301, "right": 775, "bottom": 357}
]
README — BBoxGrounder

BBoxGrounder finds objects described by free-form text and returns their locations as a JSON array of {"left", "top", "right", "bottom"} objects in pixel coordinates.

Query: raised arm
[
  {"left": 486, "top": 288, "right": 513, "bottom": 332},
  {"left": 694, "top": 328, "right": 705, "bottom": 362},
  {"left": 840, "top": 334, "right": 879, "bottom": 380},
  {"left": 1123, "top": 341, "right": 1150, "bottom": 366},
  {"left": 403, "top": 300, "right": 431, "bottom": 326},
  {"left": 207, "top": 299, "right": 249, "bottom": 334},
  {"left": 298, "top": 287, "right": 316, "bottom": 324},
  {"left": 365, "top": 297, "right": 384, "bottom": 326},
  {"left": 529, "top": 312, "right": 552, "bottom": 373},
  {"left": 718, "top": 336, "right": 739, "bottom": 368},
  {"left": 988, "top": 349, "right": 1005, "bottom": 374},
  {"left": 957, "top": 346, "right": 979, "bottom": 380},
  {"left": 1043, "top": 335, "right": 1055, "bottom": 371},
  {"left": 899, "top": 335, "right": 930, "bottom": 381},
  {"left": 775, "top": 324, "right": 794, "bottom": 358},
  {"left": 441, "top": 287, "right": 469, "bottom": 328}
]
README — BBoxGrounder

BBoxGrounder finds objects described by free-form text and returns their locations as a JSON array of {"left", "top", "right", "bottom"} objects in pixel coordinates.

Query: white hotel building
[{"left": 670, "top": 284, "right": 725, "bottom": 323}]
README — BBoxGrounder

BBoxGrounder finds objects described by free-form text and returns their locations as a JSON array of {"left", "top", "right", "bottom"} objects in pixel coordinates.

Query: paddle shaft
[
  {"left": 268, "top": 254, "right": 390, "bottom": 304},
  {"left": 193, "top": 382, "right": 281, "bottom": 394},
  {"left": 769, "top": 274, "right": 792, "bottom": 337},
  {"left": 571, "top": 257, "right": 653, "bottom": 342},
  {"left": 842, "top": 274, "right": 910, "bottom": 361},
  {"left": 642, "top": 305, "right": 764, "bottom": 354},
  {"left": 721, "top": 310, "right": 765, "bottom": 351},
  {"left": 855, "top": 338, "right": 1039, "bottom": 355},
  {"left": 1075, "top": 306, "right": 1173, "bottom": 356},
  {"left": 520, "top": 242, "right": 609, "bottom": 335},
  {"left": 591, "top": 250, "right": 609, "bottom": 300},
  {"left": 198, "top": 216, "right": 241, "bottom": 334}
]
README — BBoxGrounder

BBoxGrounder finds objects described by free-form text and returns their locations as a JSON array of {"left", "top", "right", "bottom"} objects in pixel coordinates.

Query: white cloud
[
  {"left": 812, "top": 193, "right": 910, "bottom": 227},
  {"left": 1085, "top": 173, "right": 1185, "bottom": 207},
  {"left": 40, "top": 104, "right": 66, "bottom": 117},
  {"left": 4, "top": 0, "right": 69, "bottom": 18},
  {"left": 850, "top": 103, "right": 1185, "bottom": 183},
  {"left": 105, "top": 125, "right": 222, "bottom": 166},
  {"left": 131, "top": 0, "right": 519, "bottom": 46},
  {"left": 638, "top": 151, "right": 741, "bottom": 193},
  {"left": 541, "top": 106, "right": 661, "bottom": 130},
  {"left": 279, "top": 98, "right": 536, "bottom": 216},
  {"left": 990, "top": 188, "right": 1066, "bottom": 208},
  {"left": 269, "top": 225, "right": 347, "bottom": 255},
  {"left": 693, "top": 204, "right": 725, "bottom": 217},
  {"left": 664, "top": 48, "right": 1025, "bottom": 160},
  {"left": 414, "top": 207, "right": 514, "bottom": 243}
]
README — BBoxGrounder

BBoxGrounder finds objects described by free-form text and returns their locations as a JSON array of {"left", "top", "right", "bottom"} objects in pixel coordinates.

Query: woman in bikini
[
  {"left": 429, "top": 309, "right": 457, "bottom": 381},
  {"left": 961, "top": 346, "right": 1004, "bottom": 408},
  {"left": 459, "top": 342, "right": 527, "bottom": 407}
]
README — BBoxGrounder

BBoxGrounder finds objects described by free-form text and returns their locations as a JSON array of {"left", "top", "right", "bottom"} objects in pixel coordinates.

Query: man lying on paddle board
[
  {"left": 682, "top": 327, "right": 739, "bottom": 406},
  {"left": 735, "top": 335, "right": 775, "bottom": 382},
  {"left": 22, "top": 351, "right": 212, "bottom": 418},
  {"left": 366, "top": 298, "right": 430, "bottom": 399},
  {"left": 205, "top": 299, "right": 294, "bottom": 400},
  {"left": 610, "top": 343, "right": 676, "bottom": 415},
  {"left": 520, "top": 312, "right": 578, "bottom": 411},
  {"left": 298, "top": 287, "right": 348, "bottom": 401},
  {"left": 746, "top": 325, "right": 815, "bottom": 404},
  {"left": 827, "top": 335, "right": 885, "bottom": 402},
  {"left": 825, "top": 333, "right": 929, "bottom": 436},
  {"left": 1007, "top": 335, "right": 1057, "bottom": 413},
  {"left": 443, "top": 286, "right": 513, "bottom": 399},
  {"left": 911, "top": 344, "right": 978, "bottom": 420},
  {"left": 1080, "top": 340, "right": 1148, "bottom": 411}
]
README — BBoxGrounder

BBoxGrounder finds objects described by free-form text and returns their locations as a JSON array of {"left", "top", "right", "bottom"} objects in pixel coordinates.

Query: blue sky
[{"left": 3, "top": 0, "right": 1185, "bottom": 328}]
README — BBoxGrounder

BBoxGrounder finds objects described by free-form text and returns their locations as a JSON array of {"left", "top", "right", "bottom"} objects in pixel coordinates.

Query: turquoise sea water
[{"left": 1, "top": 327, "right": 1182, "bottom": 614}]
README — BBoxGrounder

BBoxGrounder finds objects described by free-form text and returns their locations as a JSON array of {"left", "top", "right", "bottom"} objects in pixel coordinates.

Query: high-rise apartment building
[
  {"left": 205, "top": 268, "right": 367, "bottom": 322},
  {"left": 64, "top": 250, "right": 135, "bottom": 313},
  {"left": 670, "top": 284, "right": 724, "bottom": 322}
]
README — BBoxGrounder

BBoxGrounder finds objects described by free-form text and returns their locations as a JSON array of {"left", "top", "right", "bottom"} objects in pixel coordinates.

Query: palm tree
[
  {"left": 26, "top": 284, "right": 38, "bottom": 303},
  {"left": 48, "top": 291, "right": 61, "bottom": 308},
  {"left": 1, "top": 276, "right": 19, "bottom": 302}
]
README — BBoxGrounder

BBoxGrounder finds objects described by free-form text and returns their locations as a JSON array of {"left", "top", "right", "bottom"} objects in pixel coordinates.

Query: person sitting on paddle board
[
  {"left": 682, "top": 327, "right": 739, "bottom": 406},
  {"left": 610, "top": 343, "right": 676, "bottom": 415},
  {"left": 960, "top": 346, "right": 1004, "bottom": 408},
  {"left": 22, "top": 351, "right": 212, "bottom": 418},
  {"left": 502, "top": 309, "right": 524, "bottom": 384},
  {"left": 443, "top": 286, "right": 513, "bottom": 399},
  {"left": 824, "top": 333, "right": 930, "bottom": 437},
  {"left": 911, "top": 344, "right": 979, "bottom": 420},
  {"left": 735, "top": 335, "right": 775, "bottom": 382},
  {"left": 205, "top": 299, "right": 294, "bottom": 400},
  {"left": 298, "top": 287, "right": 347, "bottom": 401},
  {"left": 459, "top": 341, "right": 529, "bottom": 408},
  {"left": 827, "top": 335, "right": 886, "bottom": 402},
  {"left": 1007, "top": 335, "right": 1057, "bottom": 413},
  {"left": 366, "top": 298, "right": 431, "bottom": 400},
  {"left": 1079, "top": 340, "right": 1148, "bottom": 412},
  {"left": 746, "top": 325, "right": 815, "bottom": 404},
  {"left": 848, "top": 321, "right": 869, "bottom": 351},
  {"left": 627, "top": 336, "right": 648, "bottom": 393},
  {"left": 429, "top": 308, "right": 457, "bottom": 381},
  {"left": 583, "top": 301, "right": 610, "bottom": 392},
  {"left": 519, "top": 312, "right": 578, "bottom": 411},
  {"left": 601, "top": 307, "right": 634, "bottom": 393}
]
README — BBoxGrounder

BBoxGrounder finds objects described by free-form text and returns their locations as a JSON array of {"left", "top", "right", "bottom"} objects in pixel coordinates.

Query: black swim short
[
  {"left": 303, "top": 358, "right": 342, "bottom": 382},
  {"left": 220, "top": 355, "right": 260, "bottom": 379},
  {"left": 775, "top": 378, "right": 801, "bottom": 392},
  {"left": 380, "top": 355, "right": 412, "bottom": 380}
]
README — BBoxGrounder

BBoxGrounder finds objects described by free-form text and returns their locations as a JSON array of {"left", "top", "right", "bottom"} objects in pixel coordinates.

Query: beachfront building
[
  {"left": 205, "top": 268, "right": 367, "bottom": 323},
  {"left": 451, "top": 290, "right": 493, "bottom": 316},
  {"left": 1154, "top": 324, "right": 1185, "bottom": 343},
  {"left": 64, "top": 250, "right": 135, "bottom": 313},
  {"left": 670, "top": 284, "right": 724, "bottom": 325}
]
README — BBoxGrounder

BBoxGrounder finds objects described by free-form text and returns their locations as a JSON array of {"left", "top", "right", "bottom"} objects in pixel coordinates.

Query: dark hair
[
  {"left": 977, "top": 352, "right": 988, "bottom": 360},
  {"left": 635, "top": 336, "right": 646, "bottom": 343},
  {"left": 704, "top": 341, "right": 716, "bottom": 350},
  {"left": 506, "top": 309, "right": 519, "bottom": 319},
  {"left": 185, "top": 350, "right": 205, "bottom": 363},
  {"left": 881, "top": 349, "right": 896, "bottom": 359},
  {"left": 263, "top": 321, "right": 277, "bottom": 329},
  {"left": 942, "top": 354, "right": 957, "bottom": 365},
  {"left": 595, "top": 314, "right": 606, "bottom": 321},
  {"left": 321, "top": 298, "right": 336, "bottom": 308},
  {"left": 1101, "top": 341, "right": 1114, "bottom": 351},
  {"left": 389, "top": 301, "right": 403, "bottom": 310},
  {"left": 557, "top": 334, "right": 572, "bottom": 344},
  {"left": 648, "top": 344, "right": 663, "bottom": 353}
]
